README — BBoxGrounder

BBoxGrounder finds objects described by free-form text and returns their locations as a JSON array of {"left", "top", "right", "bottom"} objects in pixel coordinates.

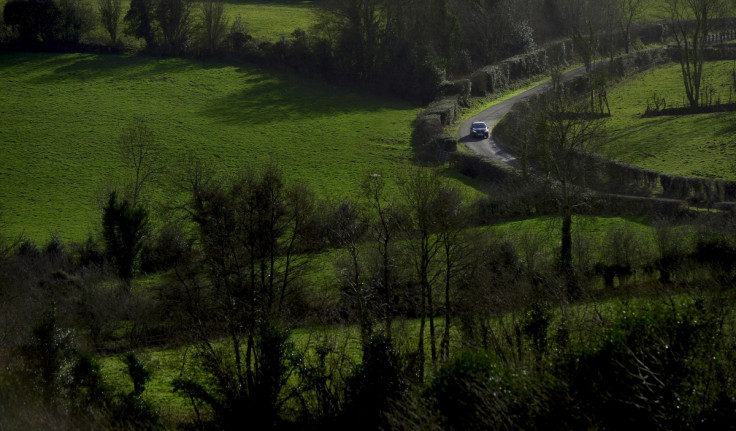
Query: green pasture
[
  {"left": 0, "top": 52, "right": 425, "bottom": 243},
  {"left": 220, "top": 0, "right": 317, "bottom": 40},
  {"left": 78, "top": 0, "right": 318, "bottom": 42},
  {"left": 602, "top": 60, "right": 736, "bottom": 180}
]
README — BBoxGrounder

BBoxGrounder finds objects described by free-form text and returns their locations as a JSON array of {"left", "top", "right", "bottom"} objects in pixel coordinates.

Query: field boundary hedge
[
  {"left": 491, "top": 45, "right": 736, "bottom": 206},
  {"left": 411, "top": 23, "right": 674, "bottom": 162}
]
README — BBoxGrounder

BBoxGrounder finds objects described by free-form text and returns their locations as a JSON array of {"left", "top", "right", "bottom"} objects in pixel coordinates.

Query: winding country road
[
  {"left": 456, "top": 64, "right": 694, "bottom": 210},
  {"left": 458, "top": 66, "right": 590, "bottom": 163}
]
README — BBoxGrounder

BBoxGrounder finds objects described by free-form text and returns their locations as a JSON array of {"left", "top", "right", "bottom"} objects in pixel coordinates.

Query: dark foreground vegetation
[
  {"left": 2, "top": 161, "right": 736, "bottom": 429},
  {"left": 4, "top": 0, "right": 736, "bottom": 429}
]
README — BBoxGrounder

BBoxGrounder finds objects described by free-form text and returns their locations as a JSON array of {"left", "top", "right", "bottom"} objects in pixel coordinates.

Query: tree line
[
  {"left": 0, "top": 0, "right": 678, "bottom": 102},
  {"left": 2, "top": 135, "right": 736, "bottom": 427}
]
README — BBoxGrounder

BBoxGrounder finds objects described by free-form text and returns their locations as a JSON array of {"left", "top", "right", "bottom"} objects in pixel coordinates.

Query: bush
[
  {"left": 556, "top": 301, "right": 736, "bottom": 430},
  {"left": 427, "top": 350, "right": 557, "bottom": 430},
  {"left": 341, "top": 334, "right": 407, "bottom": 430},
  {"left": 139, "top": 223, "right": 192, "bottom": 273},
  {"left": 3, "top": 0, "right": 61, "bottom": 45},
  {"left": 57, "top": 0, "right": 95, "bottom": 45}
]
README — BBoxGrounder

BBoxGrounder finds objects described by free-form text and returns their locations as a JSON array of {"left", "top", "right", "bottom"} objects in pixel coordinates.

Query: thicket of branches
[{"left": 2, "top": 157, "right": 736, "bottom": 428}]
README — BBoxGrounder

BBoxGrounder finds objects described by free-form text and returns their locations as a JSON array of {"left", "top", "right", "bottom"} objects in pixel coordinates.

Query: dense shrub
[
  {"left": 3, "top": 0, "right": 61, "bottom": 44},
  {"left": 341, "top": 334, "right": 407, "bottom": 431},
  {"left": 2, "top": 0, "right": 93, "bottom": 47},
  {"left": 439, "top": 79, "right": 471, "bottom": 107},
  {"left": 419, "top": 298, "right": 736, "bottom": 430},
  {"left": 558, "top": 301, "right": 736, "bottom": 430}
]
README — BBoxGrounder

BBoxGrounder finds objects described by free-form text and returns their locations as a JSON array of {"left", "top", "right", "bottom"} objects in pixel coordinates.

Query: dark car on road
[{"left": 471, "top": 121, "right": 489, "bottom": 139}]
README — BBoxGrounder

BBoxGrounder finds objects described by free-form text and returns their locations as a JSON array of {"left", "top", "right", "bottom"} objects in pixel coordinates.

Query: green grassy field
[
  {"left": 79, "top": 0, "right": 318, "bottom": 42},
  {"left": 220, "top": 0, "right": 317, "bottom": 40},
  {"left": 602, "top": 60, "right": 736, "bottom": 180},
  {"left": 0, "top": 52, "right": 425, "bottom": 243}
]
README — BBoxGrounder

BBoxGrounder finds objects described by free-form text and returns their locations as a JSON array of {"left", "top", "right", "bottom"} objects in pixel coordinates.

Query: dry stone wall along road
[{"left": 458, "top": 65, "right": 590, "bottom": 163}]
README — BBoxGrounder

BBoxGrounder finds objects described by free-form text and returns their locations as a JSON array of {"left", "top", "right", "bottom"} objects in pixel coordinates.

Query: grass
[
  {"left": 602, "top": 60, "right": 736, "bottom": 180},
  {"left": 79, "top": 0, "right": 318, "bottom": 43},
  {"left": 493, "top": 215, "right": 656, "bottom": 259},
  {"left": 98, "top": 314, "right": 470, "bottom": 426},
  {"left": 99, "top": 277, "right": 703, "bottom": 427},
  {"left": 221, "top": 0, "right": 318, "bottom": 40},
  {"left": 0, "top": 52, "right": 424, "bottom": 244}
]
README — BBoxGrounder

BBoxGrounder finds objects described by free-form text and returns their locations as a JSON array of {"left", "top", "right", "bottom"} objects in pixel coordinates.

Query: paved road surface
[
  {"left": 458, "top": 66, "right": 589, "bottom": 163},
  {"left": 457, "top": 65, "right": 694, "bottom": 208}
]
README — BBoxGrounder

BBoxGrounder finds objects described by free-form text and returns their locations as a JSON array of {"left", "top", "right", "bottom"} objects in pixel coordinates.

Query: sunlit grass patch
[
  {"left": 603, "top": 60, "right": 736, "bottom": 180},
  {"left": 0, "top": 52, "right": 423, "bottom": 243}
]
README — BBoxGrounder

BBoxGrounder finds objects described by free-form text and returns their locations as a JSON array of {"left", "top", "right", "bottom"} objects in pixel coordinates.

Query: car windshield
[{"left": 472, "top": 122, "right": 486, "bottom": 129}]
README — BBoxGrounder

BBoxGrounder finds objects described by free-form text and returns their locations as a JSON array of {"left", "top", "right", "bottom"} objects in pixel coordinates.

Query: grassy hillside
[
  {"left": 0, "top": 52, "right": 423, "bottom": 243},
  {"left": 602, "top": 60, "right": 736, "bottom": 180}
]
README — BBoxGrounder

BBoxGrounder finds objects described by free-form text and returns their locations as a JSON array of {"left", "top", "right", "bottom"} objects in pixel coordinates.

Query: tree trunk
[
  {"left": 441, "top": 258, "right": 451, "bottom": 360},
  {"left": 417, "top": 288, "right": 426, "bottom": 383},
  {"left": 561, "top": 213, "right": 578, "bottom": 301}
]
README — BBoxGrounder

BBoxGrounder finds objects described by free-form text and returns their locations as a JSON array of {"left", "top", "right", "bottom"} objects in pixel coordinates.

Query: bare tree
[
  {"left": 172, "top": 163, "right": 314, "bottom": 428},
  {"left": 97, "top": 0, "right": 121, "bottom": 43},
  {"left": 199, "top": 0, "right": 227, "bottom": 55},
  {"left": 617, "top": 0, "right": 645, "bottom": 53},
  {"left": 155, "top": 0, "right": 192, "bottom": 54},
  {"left": 400, "top": 168, "right": 445, "bottom": 374},
  {"left": 531, "top": 85, "right": 608, "bottom": 301},
  {"left": 435, "top": 183, "right": 469, "bottom": 361},
  {"left": 118, "top": 117, "right": 160, "bottom": 207},
  {"left": 332, "top": 198, "right": 373, "bottom": 342},
  {"left": 664, "top": 0, "right": 729, "bottom": 108},
  {"left": 361, "top": 173, "right": 403, "bottom": 342}
]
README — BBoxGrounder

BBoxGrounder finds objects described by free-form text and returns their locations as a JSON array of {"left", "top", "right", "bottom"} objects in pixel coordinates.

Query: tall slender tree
[
  {"left": 97, "top": 0, "right": 121, "bottom": 43},
  {"left": 664, "top": 0, "right": 729, "bottom": 108},
  {"left": 531, "top": 82, "right": 607, "bottom": 301}
]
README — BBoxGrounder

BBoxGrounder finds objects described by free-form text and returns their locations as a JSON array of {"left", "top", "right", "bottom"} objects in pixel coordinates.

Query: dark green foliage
[
  {"left": 692, "top": 235, "right": 736, "bottom": 285},
  {"left": 428, "top": 351, "right": 500, "bottom": 430},
  {"left": 113, "top": 352, "right": 159, "bottom": 429},
  {"left": 2, "top": 0, "right": 92, "bottom": 46},
  {"left": 72, "top": 235, "right": 105, "bottom": 269},
  {"left": 102, "top": 191, "right": 148, "bottom": 283},
  {"left": 172, "top": 324, "right": 296, "bottom": 429},
  {"left": 3, "top": 0, "right": 60, "bottom": 44},
  {"left": 558, "top": 301, "right": 736, "bottom": 430},
  {"left": 139, "top": 223, "right": 192, "bottom": 272},
  {"left": 522, "top": 302, "right": 550, "bottom": 360},
  {"left": 29, "top": 311, "right": 76, "bottom": 401},
  {"left": 23, "top": 311, "right": 112, "bottom": 421},
  {"left": 123, "top": 351, "right": 151, "bottom": 395},
  {"left": 155, "top": 0, "right": 191, "bottom": 54},
  {"left": 56, "top": 0, "right": 95, "bottom": 44},
  {"left": 424, "top": 299, "right": 736, "bottom": 430},
  {"left": 427, "top": 350, "right": 556, "bottom": 430},
  {"left": 124, "top": 0, "right": 156, "bottom": 47},
  {"left": 342, "top": 334, "right": 407, "bottom": 430}
]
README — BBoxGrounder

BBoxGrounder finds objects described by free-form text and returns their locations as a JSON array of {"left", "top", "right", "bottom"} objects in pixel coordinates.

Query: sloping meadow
[{"left": 0, "top": 52, "right": 423, "bottom": 243}]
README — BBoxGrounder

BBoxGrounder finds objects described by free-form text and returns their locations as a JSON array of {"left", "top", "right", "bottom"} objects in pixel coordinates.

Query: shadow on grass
[
  {"left": 8, "top": 51, "right": 417, "bottom": 123},
  {"left": 201, "top": 70, "right": 414, "bottom": 124},
  {"left": 24, "top": 53, "right": 225, "bottom": 85},
  {"left": 440, "top": 166, "right": 491, "bottom": 195},
  {"left": 716, "top": 112, "right": 736, "bottom": 136}
]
